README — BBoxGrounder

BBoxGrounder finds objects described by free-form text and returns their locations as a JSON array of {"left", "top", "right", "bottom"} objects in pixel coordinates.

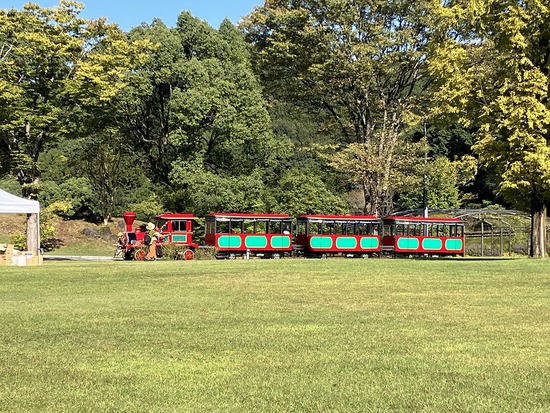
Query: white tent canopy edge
[
  {"left": 0, "top": 188, "right": 40, "bottom": 213},
  {"left": 0, "top": 188, "right": 41, "bottom": 261}
]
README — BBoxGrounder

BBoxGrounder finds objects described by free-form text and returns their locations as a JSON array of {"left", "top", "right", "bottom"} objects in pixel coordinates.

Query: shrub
[
  {"left": 160, "top": 243, "right": 187, "bottom": 260},
  {"left": 8, "top": 231, "right": 26, "bottom": 251},
  {"left": 160, "top": 244, "right": 215, "bottom": 260},
  {"left": 194, "top": 247, "right": 216, "bottom": 260}
]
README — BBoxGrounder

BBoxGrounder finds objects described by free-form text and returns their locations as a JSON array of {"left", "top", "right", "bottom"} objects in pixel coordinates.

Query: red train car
[
  {"left": 382, "top": 216, "right": 465, "bottom": 257},
  {"left": 205, "top": 213, "right": 293, "bottom": 259},
  {"left": 294, "top": 214, "right": 382, "bottom": 258}
]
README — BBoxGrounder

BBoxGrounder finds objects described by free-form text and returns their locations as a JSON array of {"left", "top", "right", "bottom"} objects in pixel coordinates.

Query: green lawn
[{"left": 0, "top": 258, "right": 549, "bottom": 412}]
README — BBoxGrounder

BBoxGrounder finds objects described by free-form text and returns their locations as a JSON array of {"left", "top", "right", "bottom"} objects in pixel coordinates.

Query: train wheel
[
  {"left": 134, "top": 249, "right": 146, "bottom": 261},
  {"left": 124, "top": 250, "right": 134, "bottom": 261},
  {"left": 183, "top": 249, "right": 195, "bottom": 260},
  {"left": 228, "top": 253, "right": 236, "bottom": 260}
]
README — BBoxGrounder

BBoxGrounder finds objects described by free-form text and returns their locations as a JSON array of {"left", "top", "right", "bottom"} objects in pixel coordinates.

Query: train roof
[
  {"left": 207, "top": 212, "right": 291, "bottom": 219},
  {"left": 298, "top": 214, "right": 380, "bottom": 221},
  {"left": 156, "top": 213, "right": 197, "bottom": 220},
  {"left": 383, "top": 216, "right": 463, "bottom": 223}
]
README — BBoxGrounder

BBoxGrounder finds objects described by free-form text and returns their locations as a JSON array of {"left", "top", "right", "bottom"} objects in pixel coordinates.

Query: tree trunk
[
  {"left": 530, "top": 197, "right": 547, "bottom": 258},
  {"left": 26, "top": 213, "right": 39, "bottom": 256}
]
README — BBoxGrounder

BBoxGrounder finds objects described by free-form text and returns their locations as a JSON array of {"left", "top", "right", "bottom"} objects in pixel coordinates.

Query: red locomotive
[{"left": 120, "top": 211, "right": 199, "bottom": 260}]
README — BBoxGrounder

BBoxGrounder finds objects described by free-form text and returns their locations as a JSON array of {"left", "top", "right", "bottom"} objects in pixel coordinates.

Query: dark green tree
[
  {"left": 243, "top": 0, "right": 439, "bottom": 216},
  {"left": 122, "top": 13, "right": 281, "bottom": 213}
]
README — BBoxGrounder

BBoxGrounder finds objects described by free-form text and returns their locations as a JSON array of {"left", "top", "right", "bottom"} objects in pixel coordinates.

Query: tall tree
[
  {"left": 0, "top": 1, "right": 148, "bottom": 199},
  {"left": 429, "top": 0, "right": 550, "bottom": 256},
  {"left": 243, "top": 0, "right": 437, "bottom": 215},
  {"left": 123, "top": 13, "right": 279, "bottom": 212}
]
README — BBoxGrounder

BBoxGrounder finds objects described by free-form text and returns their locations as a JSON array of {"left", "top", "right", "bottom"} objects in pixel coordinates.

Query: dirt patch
[{"left": 0, "top": 214, "right": 27, "bottom": 242}]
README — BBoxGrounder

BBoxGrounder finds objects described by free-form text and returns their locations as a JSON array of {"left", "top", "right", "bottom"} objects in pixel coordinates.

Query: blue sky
[{"left": 3, "top": 0, "right": 263, "bottom": 30}]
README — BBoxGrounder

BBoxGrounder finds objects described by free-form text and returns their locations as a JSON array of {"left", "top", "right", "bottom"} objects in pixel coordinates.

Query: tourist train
[{"left": 119, "top": 210, "right": 465, "bottom": 260}]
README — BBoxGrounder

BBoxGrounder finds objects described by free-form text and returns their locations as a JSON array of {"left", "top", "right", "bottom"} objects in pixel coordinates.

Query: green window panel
[
  {"left": 360, "top": 237, "right": 379, "bottom": 249},
  {"left": 218, "top": 235, "right": 242, "bottom": 249},
  {"left": 270, "top": 236, "right": 291, "bottom": 249},
  {"left": 336, "top": 237, "right": 357, "bottom": 249},
  {"left": 422, "top": 238, "right": 443, "bottom": 250},
  {"left": 397, "top": 237, "right": 420, "bottom": 250},
  {"left": 245, "top": 236, "right": 268, "bottom": 249},
  {"left": 445, "top": 239, "right": 463, "bottom": 251},
  {"left": 310, "top": 236, "right": 333, "bottom": 249},
  {"left": 172, "top": 235, "right": 188, "bottom": 243}
]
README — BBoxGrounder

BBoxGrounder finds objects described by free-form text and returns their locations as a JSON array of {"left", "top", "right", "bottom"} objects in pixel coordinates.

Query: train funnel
[{"left": 122, "top": 211, "right": 137, "bottom": 232}]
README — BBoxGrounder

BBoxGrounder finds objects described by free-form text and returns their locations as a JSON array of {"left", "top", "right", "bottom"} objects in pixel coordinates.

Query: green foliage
[
  {"left": 8, "top": 231, "right": 25, "bottom": 250},
  {"left": 169, "top": 162, "right": 267, "bottom": 216},
  {"left": 159, "top": 243, "right": 210, "bottom": 260},
  {"left": 422, "top": 124, "right": 474, "bottom": 159},
  {"left": 123, "top": 14, "right": 277, "bottom": 197},
  {"left": 0, "top": 1, "right": 150, "bottom": 201},
  {"left": 395, "top": 157, "right": 461, "bottom": 211},
  {"left": 4, "top": 1, "right": 529, "bottom": 227},
  {"left": 429, "top": 0, "right": 550, "bottom": 255},
  {"left": 0, "top": 176, "right": 22, "bottom": 196},
  {"left": 37, "top": 200, "right": 72, "bottom": 250},
  {"left": 72, "top": 134, "right": 136, "bottom": 222},
  {"left": 128, "top": 195, "right": 165, "bottom": 222},
  {"left": 243, "top": 0, "right": 440, "bottom": 215},
  {"left": 38, "top": 148, "right": 73, "bottom": 183},
  {"left": 2, "top": 198, "right": 65, "bottom": 251},
  {"left": 270, "top": 168, "right": 349, "bottom": 216},
  {"left": 159, "top": 243, "right": 186, "bottom": 260},
  {"left": 39, "top": 178, "right": 96, "bottom": 218}
]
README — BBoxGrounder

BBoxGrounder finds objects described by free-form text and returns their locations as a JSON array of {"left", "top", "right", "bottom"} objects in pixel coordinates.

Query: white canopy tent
[{"left": 0, "top": 188, "right": 41, "bottom": 261}]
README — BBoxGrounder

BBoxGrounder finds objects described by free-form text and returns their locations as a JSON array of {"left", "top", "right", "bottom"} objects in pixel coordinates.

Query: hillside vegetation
[{"left": 0, "top": 214, "right": 122, "bottom": 256}]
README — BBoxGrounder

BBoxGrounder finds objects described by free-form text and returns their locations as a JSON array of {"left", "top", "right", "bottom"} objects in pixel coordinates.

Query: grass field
[{"left": 0, "top": 258, "right": 549, "bottom": 412}]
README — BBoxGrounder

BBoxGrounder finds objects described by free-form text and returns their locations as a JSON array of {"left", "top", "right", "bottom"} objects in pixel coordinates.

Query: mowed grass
[{"left": 0, "top": 258, "right": 549, "bottom": 413}]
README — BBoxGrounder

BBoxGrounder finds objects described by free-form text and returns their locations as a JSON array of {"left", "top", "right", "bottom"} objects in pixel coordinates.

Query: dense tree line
[{"left": 1, "top": 1, "right": 549, "bottom": 255}]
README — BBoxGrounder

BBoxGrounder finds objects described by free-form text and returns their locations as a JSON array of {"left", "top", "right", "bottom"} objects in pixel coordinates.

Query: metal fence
[{"left": 465, "top": 226, "right": 531, "bottom": 257}]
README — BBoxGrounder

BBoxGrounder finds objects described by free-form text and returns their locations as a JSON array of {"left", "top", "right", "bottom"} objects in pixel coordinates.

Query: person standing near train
[{"left": 145, "top": 222, "right": 158, "bottom": 260}]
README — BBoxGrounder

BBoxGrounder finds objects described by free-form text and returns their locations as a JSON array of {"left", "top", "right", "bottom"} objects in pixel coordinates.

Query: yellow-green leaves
[
  {"left": 0, "top": 2, "right": 150, "bottom": 196},
  {"left": 430, "top": 0, "right": 550, "bottom": 255}
]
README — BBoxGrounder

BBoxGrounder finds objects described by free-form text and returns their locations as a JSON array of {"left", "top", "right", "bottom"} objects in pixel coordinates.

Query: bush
[
  {"left": 465, "top": 242, "right": 501, "bottom": 257},
  {"left": 128, "top": 196, "right": 164, "bottom": 222},
  {"left": 514, "top": 244, "right": 529, "bottom": 255},
  {"left": 465, "top": 243, "right": 481, "bottom": 257},
  {"left": 194, "top": 247, "right": 216, "bottom": 260},
  {"left": 160, "top": 243, "right": 188, "bottom": 260},
  {"left": 8, "top": 231, "right": 26, "bottom": 251},
  {"left": 160, "top": 244, "right": 215, "bottom": 260}
]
